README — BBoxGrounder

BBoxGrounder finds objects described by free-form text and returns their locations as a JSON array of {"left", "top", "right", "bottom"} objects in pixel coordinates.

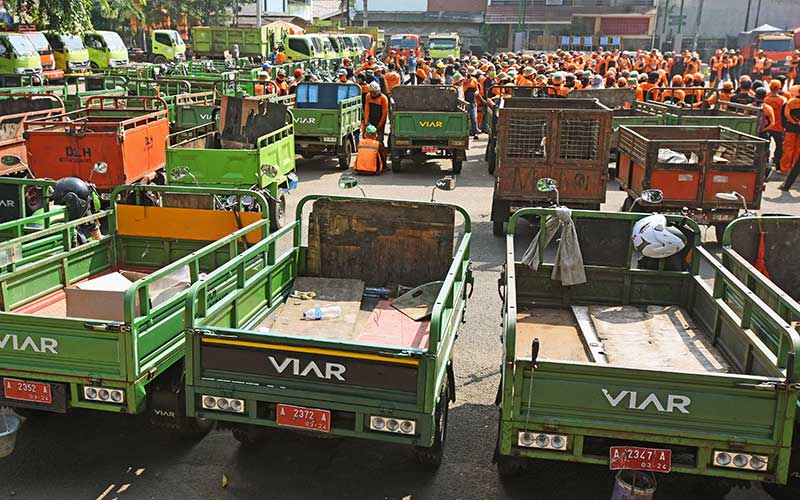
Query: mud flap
[{"left": 447, "top": 362, "right": 456, "bottom": 403}]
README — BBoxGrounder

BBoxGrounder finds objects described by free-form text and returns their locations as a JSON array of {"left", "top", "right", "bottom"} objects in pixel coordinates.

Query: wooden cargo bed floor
[
  {"left": 257, "top": 277, "right": 430, "bottom": 349},
  {"left": 515, "top": 308, "right": 591, "bottom": 362}
]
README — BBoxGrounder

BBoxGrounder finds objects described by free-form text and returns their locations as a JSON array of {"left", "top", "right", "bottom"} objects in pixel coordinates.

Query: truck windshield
[
  {"left": 322, "top": 38, "right": 334, "bottom": 54},
  {"left": 61, "top": 35, "right": 86, "bottom": 51},
  {"left": 24, "top": 32, "right": 50, "bottom": 54},
  {"left": 328, "top": 37, "right": 340, "bottom": 51},
  {"left": 101, "top": 32, "right": 127, "bottom": 51},
  {"left": 168, "top": 31, "right": 185, "bottom": 47},
  {"left": 760, "top": 39, "right": 793, "bottom": 52},
  {"left": 7, "top": 35, "right": 38, "bottom": 57},
  {"left": 310, "top": 37, "right": 323, "bottom": 54},
  {"left": 390, "top": 36, "right": 418, "bottom": 49},
  {"left": 341, "top": 36, "right": 353, "bottom": 49},
  {"left": 429, "top": 38, "right": 457, "bottom": 50},
  {"left": 358, "top": 35, "right": 372, "bottom": 49}
]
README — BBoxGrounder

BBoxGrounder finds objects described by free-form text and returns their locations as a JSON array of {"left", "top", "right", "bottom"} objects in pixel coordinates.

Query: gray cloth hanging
[{"left": 521, "top": 207, "right": 586, "bottom": 286}]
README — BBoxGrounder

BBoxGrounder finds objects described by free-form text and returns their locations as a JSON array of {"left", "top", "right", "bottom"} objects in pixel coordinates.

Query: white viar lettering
[
  {"left": 268, "top": 356, "right": 295, "bottom": 374},
  {"left": 325, "top": 363, "right": 346, "bottom": 381},
  {"left": 299, "top": 361, "right": 325, "bottom": 379},
  {"left": 666, "top": 395, "right": 691, "bottom": 414},
  {"left": 0, "top": 334, "right": 11, "bottom": 349},
  {"left": 636, "top": 393, "right": 666, "bottom": 412},
  {"left": 602, "top": 389, "right": 629, "bottom": 408},
  {"left": 40, "top": 338, "right": 58, "bottom": 355}
]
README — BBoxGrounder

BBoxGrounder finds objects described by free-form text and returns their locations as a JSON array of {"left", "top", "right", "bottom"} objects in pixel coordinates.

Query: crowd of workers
[{"left": 252, "top": 46, "right": 800, "bottom": 184}]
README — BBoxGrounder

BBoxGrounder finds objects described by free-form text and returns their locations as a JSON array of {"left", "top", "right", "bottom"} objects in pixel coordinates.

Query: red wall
[
  {"left": 427, "top": 0, "right": 487, "bottom": 13},
  {"left": 599, "top": 17, "right": 650, "bottom": 36}
]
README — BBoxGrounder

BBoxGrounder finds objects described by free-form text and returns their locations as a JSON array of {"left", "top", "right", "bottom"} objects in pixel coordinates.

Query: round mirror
[
  {"left": 639, "top": 189, "right": 664, "bottom": 204},
  {"left": 1, "top": 155, "right": 21, "bottom": 167},
  {"left": 260, "top": 164, "right": 278, "bottom": 178},
  {"left": 338, "top": 175, "right": 359, "bottom": 190},
  {"left": 93, "top": 161, "right": 109, "bottom": 175},
  {"left": 536, "top": 178, "right": 558, "bottom": 193},
  {"left": 241, "top": 195, "right": 254, "bottom": 207},
  {"left": 435, "top": 177, "right": 456, "bottom": 192},
  {"left": 169, "top": 167, "right": 187, "bottom": 181},
  {"left": 226, "top": 195, "right": 237, "bottom": 205},
  {"left": 715, "top": 192, "right": 740, "bottom": 202}
]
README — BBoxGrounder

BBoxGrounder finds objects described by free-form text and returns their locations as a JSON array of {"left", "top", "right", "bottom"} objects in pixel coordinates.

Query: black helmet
[{"left": 51, "top": 177, "right": 92, "bottom": 220}]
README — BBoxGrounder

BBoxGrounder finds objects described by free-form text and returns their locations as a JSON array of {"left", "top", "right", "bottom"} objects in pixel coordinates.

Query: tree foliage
[{"left": 11, "top": 0, "right": 94, "bottom": 33}]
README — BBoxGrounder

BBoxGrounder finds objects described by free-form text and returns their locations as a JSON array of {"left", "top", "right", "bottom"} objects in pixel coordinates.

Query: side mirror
[
  {"left": 338, "top": 174, "right": 366, "bottom": 197},
  {"left": 241, "top": 195, "right": 254, "bottom": 208},
  {"left": 639, "top": 189, "right": 664, "bottom": 204},
  {"left": 715, "top": 192, "right": 740, "bottom": 202},
  {"left": 435, "top": 176, "right": 456, "bottom": 192},
  {"left": 536, "top": 177, "right": 558, "bottom": 192},
  {"left": 1, "top": 155, "right": 22, "bottom": 167},
  {"left": 92, "top": 161, "right": 109, "bottom": 175}
]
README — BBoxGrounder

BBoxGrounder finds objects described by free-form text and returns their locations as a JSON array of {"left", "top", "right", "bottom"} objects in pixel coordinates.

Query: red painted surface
[
  {"left": 427, "top": 0, "right": 486, "bottom": 13},
  {"left": 357, "top": 300, "right": 430, "bottom": 350}
]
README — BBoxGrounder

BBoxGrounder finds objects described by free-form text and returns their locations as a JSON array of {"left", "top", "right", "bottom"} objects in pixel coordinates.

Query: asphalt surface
[{"left": 2, "top": 137, "right": 797, "bottom": 500}]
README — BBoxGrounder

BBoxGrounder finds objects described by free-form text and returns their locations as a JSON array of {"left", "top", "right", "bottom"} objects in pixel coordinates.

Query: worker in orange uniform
[
  {"left": 463, "top": 68, "right": 481, "bottom": 138},
  {"left": 780, "top": 93, "right": 800, "bottom": 190},
  {"left": 355, "top": 56, "right": 376, "bottom": 74},
  {"left": 274, "top": 69, "right": 289, "bottom": 96},
  {"left": 275, "top": 46, "right": 287, "bottom": 64},
  {"left": 636, "top": 72, "right": 660, "bottom": 102},
  {"left": 660, "top": 75, "right": 686, "bottom": 104},
  {"left": 384, "top": 63, "right": 401, "bottom": 96},
  {"left": 789, "top": 50, "right": 800, "bottom": 87},
  {"left": 764, "top": 80, "right": 787, "bottom": 169},
  {"left": 254, "top": 71, "right": 275, "bottom": 96},
  {"left": 362, "top": 81, "right": 389, "bottom": 141},
  {"left": 354, "top": 124, "right": 385, "bottom": 175}
]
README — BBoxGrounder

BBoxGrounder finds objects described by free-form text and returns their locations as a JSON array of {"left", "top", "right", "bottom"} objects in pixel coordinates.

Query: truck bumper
[
  {"left": 498, "top": 420, "right": 790, "bottom": 484},
  {"left": 296, "top": 138, "right": 341, "bottom": 155},
  {"left": 187, "top": 384, "right": 435, "bottom": 447}
]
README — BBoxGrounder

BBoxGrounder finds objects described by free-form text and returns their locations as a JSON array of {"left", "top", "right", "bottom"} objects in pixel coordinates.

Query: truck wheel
[
  {"left": 90, "top": 62, "right": 99, "bottom": 71},
  {"left": 337, "top": 139, "right": 352, "bottom": 170},
  {"left": 692, "top": 478, "right": 735, "bottom": 500},
  {"left": 269, "top": 191, "right": 287, "bottom": 230},
  {"left": 391, "top": 157, "right": 402, "bottom": 172},
  {"left": 621, "top": 196, "right": 633, "bottom": 212},
  {"left": 492, "top": 220, "right": 505, "bottom": 237},
  {"left": 232, "top": 425, "right": 270, "bottom": 448},
  {"left": 487, "top": 149, "right": 496, "bottom": 175},
  {"left": 148, "top": 364, "right": 213, "bottom": 441},
  {"left": 153, "top": 55, "right": 168, "bottom": 65},
  {"left": 451, "top": 159, "right": 463, "bottom": 175},
  {"left": 413, "top": 376, "right": 449, "bottom": 469}
]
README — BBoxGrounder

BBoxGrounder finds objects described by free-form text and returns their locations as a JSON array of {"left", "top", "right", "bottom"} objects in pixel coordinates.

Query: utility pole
[
  {"left": 256, "top": 0, "right": 262, "bottom": 28},
  {"left": 744, "top": 0, "right": 752, "bottom": 31},
  {"left": 363, "top": 0, "right": 368, "bottom": 28},
  {"left": 754, "top": 0, "right": 763, "bottom": 27},
  {"left": 693, "top": 0, "right": 704, "bottom": 51},
  {"left": 651, "top": 0, "right": 659, "bottom": 49}
]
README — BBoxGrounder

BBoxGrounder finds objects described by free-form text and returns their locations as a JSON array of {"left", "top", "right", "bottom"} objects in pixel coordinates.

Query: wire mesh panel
[
  {"left": 559, "top": 119, "right": 600, "bottom": 160},
  {"left": 507, "top": 116, "right": 548, "bottom": 159}
]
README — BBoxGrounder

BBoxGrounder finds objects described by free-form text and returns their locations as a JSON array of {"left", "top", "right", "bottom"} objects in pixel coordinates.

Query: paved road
[{"left": 2, "top": 138, "right": 796, "bottom": 500}]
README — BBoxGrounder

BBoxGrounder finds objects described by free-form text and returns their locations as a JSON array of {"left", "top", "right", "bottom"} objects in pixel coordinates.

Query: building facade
[
  {"left": 237, "top": 0, "right": 314, "bottom": 24},
  {"left": 484, "top": 0, "right": 658, "bottom": 52}
]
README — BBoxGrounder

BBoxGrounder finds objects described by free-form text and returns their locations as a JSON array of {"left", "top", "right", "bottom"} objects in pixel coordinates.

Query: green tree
[{"left": 10, "top": 0, "right": 95, "bottom": 32}]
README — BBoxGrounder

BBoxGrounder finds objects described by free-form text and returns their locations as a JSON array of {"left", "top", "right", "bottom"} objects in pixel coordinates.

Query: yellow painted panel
[{"left": 116, "top": 204, "right": 265, "bottom": 243}]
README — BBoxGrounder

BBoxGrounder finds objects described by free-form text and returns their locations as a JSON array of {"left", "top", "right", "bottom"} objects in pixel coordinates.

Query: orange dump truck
[{"left": 23, "top": 96, "right": 169, "bottom": 189}]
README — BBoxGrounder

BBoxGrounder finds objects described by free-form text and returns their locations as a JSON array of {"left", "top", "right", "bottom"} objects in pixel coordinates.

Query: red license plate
[
  {"left": 3, "top": 377, "right": 52, "bottom": 404},
  {"left": 610, "top": 446, "right": 672, "bottom": 473},
  {"left": 421, "top": 146, "right": 437, "bottom": 153},
  {"left": 276, "top": 404, "right": 331, "bottom": 433}
]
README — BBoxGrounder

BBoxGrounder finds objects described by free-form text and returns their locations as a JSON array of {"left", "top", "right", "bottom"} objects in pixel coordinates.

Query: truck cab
[
  {"left": 0, "top": 33, "right": 42, "bottom": 77},
  {"left": 428, "top": 33, "right": 460, "bottom": 60},
  {"left": 43, "top": 32, "right": 89, "bottom": 74},
  {"left": 758, "top": 34, "right": 795, "bottom": 76},
  {"left": 151, "top": 29, "right": 186, "bottom": 64},
  {"left": 18, "top": 29, "right": 62, "bottom": 81},
  {"left": 309, "top": 34, "right": 337, "bottom": 60},
  {"left": 84, "top": 30, "right": 129, "bottom": 70},
  {"left": 285, "top": 35, "right": 323, "bottom": 62},
  {"left": 389, "top": 34, "right": 421, "bottom": 58}
]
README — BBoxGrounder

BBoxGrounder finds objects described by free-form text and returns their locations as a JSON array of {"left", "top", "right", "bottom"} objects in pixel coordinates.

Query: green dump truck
[
  {"left": 0, "top": 184, "right": 270, "bottom": 442},
  {"left": 293, "top": 82, "right": 361, "bottom": 169},
  {"left": 496, "top": 207, "right": 799, "bottom": 497},
  {"left": 390, "top": 85, "right": 469, "bottom": 174},
  {"left": 126, "top": 78, "right": 217, "bottom": 131},
  {"left": 191, "top": 26, "right": 288, "bottom": 60},
  {"left": 166, "top": 95, "right": 296, "bottom": 229},
  {"left": 184, "top": 191, "right": 472, "bottom": 467}
]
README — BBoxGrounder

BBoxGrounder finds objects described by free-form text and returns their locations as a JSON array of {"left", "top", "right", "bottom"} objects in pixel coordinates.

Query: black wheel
[
  {"left": 90, "top": 62, "right": 100, "bottom": 71},
  {"left": 493, "top": 220, "right": 505, "bottom": 237},
  {"left": 391, "top": 157, "right": 402, "bottom": 172},
  {"left": 714, "top": 222, "right": 727, "bottom": 243},
  {"left": 764, "top": 482, "right": 800, "bottom": 500},
  {"left": 268, "top": 190, "right": 287, "bottom": 231},
  {"left": 692, "top": 478, "right": 735, "bottom": 500},
  {"left": 10, "top": 407, "right": 51, "bottom": 420},
  {"left": 231, "top": 425, "right": 269, "bottom": 448},
  {"left": 176, "top": 414, "right": 213, "bottom": 440},
  {"left": 487, "top": 149, "right": 496, "bottom": 175},
  {"left": 413, "top": 374, "right": 449, "bottom": 469},
  {"left": 153, "top": 55, "right": 168, "bottom": 64},
  {"left": 337, "top": 138, "right": 353, "bottom": 170},
  {"left": 451, "top": 159, "right": 463, "bottom": 175}
]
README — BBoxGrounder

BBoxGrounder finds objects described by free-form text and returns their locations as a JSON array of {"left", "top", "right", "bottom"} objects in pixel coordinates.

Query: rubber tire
[
  {"left": 392, "top": 157, "right": 402, "bottom": 172},
  {"left": 621, "top": 196, "right": 633, "bottom": 212},
  {"left": 11, "top": 407, "right": 51, "bottom": 420},
  {"left": 493, "top": 220, "right": 505, "bottom": 237},
  {"left": 90, "top": 62, "right": 100, "bottom": 71},
  {"left": 337, "top": 138, "right": 352, "bottom": 170},
  {"left": 177, "top": 416, "right": 213, "bottom": 440},
  {"left": 413, "top": 375, "right": 449, "bottom": 469},
  {"left": 232, "top": 425, "right": 269, "bottom": 448},
  {"left": 693, "top": 478, "right": 734, "bottom": 500},
  {"left": 268, "top": 191, "right": 287, "bottom": 231},
  {"left": 451, "top": 159, "right": 463, "bottom": 175},
  {"left": 487, "top": 149, "right": 496, "bottom": 175},
  {"left": 153, "top": 55, "right": 168, "bottom": 64},
  {"left": 763, "top": 483, "right": 800, "bottom": 500}
]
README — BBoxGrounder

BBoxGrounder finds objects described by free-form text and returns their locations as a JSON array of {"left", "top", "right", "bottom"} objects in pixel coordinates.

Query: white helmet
[{"left": 632, "top": 214, "right": 687, "bottom": 259}]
